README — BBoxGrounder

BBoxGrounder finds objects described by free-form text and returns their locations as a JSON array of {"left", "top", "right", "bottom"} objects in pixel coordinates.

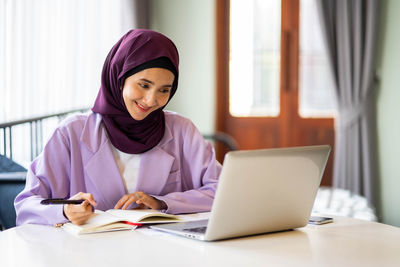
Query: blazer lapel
[
  {"left": 136, "top": 121, "right": 175, "bottom": 195},
  {"left": 84, "top": 140, "right": 127, "bottom": 209},
  {"left": 136, "top": 147, "right": 175, "bottom": 195},
  {"left": 81, "top": 113, "right": 126, "bottom": 209}
]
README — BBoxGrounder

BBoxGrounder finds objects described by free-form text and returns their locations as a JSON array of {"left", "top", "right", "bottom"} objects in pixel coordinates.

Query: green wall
[
  {"left": 150, "top": 0, "right": 216, "bottom": 134},
  {"left": 377, "top": 0, "right": 400, "bottom": 227}
]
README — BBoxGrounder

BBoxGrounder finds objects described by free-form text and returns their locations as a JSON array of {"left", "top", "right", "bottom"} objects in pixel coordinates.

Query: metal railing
[
  {"left": 0, "top": 108, "right": 89, "bottom": 161},
  {"left": 0, "top": 108, "right": 238, "bottom": 163}
]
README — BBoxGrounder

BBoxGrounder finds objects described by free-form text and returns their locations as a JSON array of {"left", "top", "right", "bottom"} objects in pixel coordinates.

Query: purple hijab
[{"left": 92, "top": 29, "right": 179, "bottom": 154}]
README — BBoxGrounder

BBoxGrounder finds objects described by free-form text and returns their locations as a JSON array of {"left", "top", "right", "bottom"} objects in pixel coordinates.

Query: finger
[
  {"left": 66, "top": 211, "right": 86, "bottom": 224},
  {"left": 114, "top": 195, "right": 130, "bottom": 209},
  {"left": 69, "top": 192, "right": 84, "bottom": 200},
  {"left": 121, "top": 196, "right": 138, "bottom": 210},
  {"left": 68, "top": 205, "right": 93, "bottom": 220},
  {"left": 69, "top": 192, "right": 97, "bottom": 206},
  {"left": 80, "top": 200, "right": 95, "bottom": 213},
  {"left": 79, "top": 193, "right": 98, "bottom": 206},
  {"left": 136, "top": 194, "right": 157, "bottom": 209},
  {"left": 64, "top": 200, "right": 94, "bottom": 222},
  {"left": 134, "top": 192, "right": 145, "bottom": 206},
  {"left": 66, "top": 203, "right": 87, "bottom": 213},
  {"left": 134, "top": 191, "right": 145, "bottom": 204},
  {"left": 66, "top": 199, "right": 93, "bottom": 213},
  {"left": 69, "top": 211, "right": 90, "bottom": 221}
]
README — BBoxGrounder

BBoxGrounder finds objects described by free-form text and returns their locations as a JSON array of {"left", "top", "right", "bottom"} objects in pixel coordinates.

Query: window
[
  {"left": 229, "top": 0, "right": 281, "bottom": 117},
  {"left": 0, "top": 0, "right": 136, "bottom": 166},
  {"left": 299, "top": 0, "right": 337, "bottom": 118},
  {"left": 0, "top": 0, "right": 135, "bottom": 122},
  {"left": 216, "top": 0, "right": 335, "bottom": 185}
]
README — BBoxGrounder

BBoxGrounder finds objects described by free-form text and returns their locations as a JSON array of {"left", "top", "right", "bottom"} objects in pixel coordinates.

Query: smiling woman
[{"left": 14, "top": 29, "right": 222, "bottom": 227}]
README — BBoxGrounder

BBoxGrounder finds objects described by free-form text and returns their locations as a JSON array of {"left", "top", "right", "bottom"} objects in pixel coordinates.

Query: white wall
[
  {"left": 150, "top": 0, "right": 216, "bottom": 134},
  {"left": 376, "top": 0, "right": 400, "bottom": 227}
]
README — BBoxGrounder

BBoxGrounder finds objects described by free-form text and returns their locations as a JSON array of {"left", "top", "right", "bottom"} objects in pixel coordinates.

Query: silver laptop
[{"left": 150, "top": 145, "right": 331, "bottom": 241}]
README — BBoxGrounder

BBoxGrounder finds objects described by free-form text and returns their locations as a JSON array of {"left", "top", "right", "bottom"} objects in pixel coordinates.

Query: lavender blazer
[{"left": 15, "top": 111, "right": 221, "bottom": 226}]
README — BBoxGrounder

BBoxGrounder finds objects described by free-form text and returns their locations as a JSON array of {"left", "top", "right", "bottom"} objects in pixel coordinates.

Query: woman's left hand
[{"left": 114, "top": 191, "right": 167, "bottom": 210}]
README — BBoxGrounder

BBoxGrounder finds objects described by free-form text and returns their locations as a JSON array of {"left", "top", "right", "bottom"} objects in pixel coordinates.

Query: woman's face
[{"left": 122, "top": 68, "right": 174, "bottom": 121}]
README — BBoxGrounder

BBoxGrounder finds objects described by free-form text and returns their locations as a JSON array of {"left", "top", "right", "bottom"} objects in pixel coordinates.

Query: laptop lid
[{"left": 152, "top": 145, "right": 331, "bottom": 241}]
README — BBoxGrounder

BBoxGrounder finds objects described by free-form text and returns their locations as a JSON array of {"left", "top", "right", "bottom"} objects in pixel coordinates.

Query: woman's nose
[{"left": 143, "top": 91, "right": 157, "bottom": 106}]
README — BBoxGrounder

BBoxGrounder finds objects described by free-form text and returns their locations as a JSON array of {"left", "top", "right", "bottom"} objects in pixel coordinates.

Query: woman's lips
[{"left": 136, "top": 102, "right": 150, "bottom": 112}]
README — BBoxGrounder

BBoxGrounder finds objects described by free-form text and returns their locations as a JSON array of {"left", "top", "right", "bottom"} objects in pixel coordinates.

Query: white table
[{"left": 1, "top": 216, "right": 400, "bottom": 267}]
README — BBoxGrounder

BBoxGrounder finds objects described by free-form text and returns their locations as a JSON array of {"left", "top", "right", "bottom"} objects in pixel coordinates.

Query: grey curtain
[
  {"left": 316, "top": 0, "right": 380, "bottom": 207},
  {"left": 133, "top": 0, "right": 150, "bottom": 28}
]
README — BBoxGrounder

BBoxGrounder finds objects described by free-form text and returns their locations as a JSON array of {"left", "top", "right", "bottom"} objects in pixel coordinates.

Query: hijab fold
[{"left": 92, "top": 29, "right": 179, "bottom": 154}]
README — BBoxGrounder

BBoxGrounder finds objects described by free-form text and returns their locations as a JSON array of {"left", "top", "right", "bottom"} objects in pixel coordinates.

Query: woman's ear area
[
  {"left": 119, "top": 77, "right": 125, "bottom": 91},
  {"left": 120, "top": 76, "right": 130, "bottom": 91}
]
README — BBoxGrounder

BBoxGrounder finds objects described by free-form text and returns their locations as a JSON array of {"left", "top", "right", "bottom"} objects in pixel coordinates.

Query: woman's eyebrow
[
  {"left": 140, "top": 78, "right": 154, "bottom": 84},
  {"left": 139, "top": 78, "right": 172, "bottom": 88}
]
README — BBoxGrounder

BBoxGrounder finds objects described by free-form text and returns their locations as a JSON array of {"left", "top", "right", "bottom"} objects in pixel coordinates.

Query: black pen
[{"left": 40, "top": 198, "right": 85, "bottom": 205}]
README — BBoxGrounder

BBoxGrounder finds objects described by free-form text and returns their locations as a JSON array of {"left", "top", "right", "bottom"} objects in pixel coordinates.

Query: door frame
[{"left": 215, "top": 0, "right": 334, "bottom": 186}]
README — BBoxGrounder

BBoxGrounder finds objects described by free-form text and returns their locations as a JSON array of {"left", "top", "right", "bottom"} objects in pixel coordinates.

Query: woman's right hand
[{"left": 63, "top": 192, "right": 97, "bottom": 225}]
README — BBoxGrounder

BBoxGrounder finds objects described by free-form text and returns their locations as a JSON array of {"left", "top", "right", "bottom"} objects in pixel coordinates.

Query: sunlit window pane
[
  {"left": 299, "top": 0, "right": 337, "bottom": 118},
  {"left": 229, "top": 0, "right": 281, "bottom": 117}
]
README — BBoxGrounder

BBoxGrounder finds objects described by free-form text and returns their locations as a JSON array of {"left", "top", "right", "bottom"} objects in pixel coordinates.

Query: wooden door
[{"left": 216, "top": 0, "right": 334, "bottom": 186}]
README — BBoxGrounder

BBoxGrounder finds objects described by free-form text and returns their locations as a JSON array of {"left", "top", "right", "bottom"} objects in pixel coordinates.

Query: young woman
[{"left": 15, "top": 29, "right": 221, "bottom": 226}]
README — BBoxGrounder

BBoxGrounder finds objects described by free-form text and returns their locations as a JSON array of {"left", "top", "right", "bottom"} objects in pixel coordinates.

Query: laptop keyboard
[{"left": 183, "top": 226, "right": 207, "bottom": 234}]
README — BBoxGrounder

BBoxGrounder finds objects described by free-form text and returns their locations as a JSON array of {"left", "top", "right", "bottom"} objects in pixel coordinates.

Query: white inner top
[{"left": 110, "top": 144, "right": 141, "bottom": 194}]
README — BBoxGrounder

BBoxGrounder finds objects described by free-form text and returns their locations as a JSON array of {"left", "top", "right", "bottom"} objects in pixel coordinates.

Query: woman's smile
[{"left": 135, "top": 102, "right": 151, "bottom": 112}]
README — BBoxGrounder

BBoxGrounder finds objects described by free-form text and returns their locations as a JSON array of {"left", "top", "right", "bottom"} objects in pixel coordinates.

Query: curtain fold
[
  {"left": 316, "top": 0, "right": 380, "bottom": 208},
  {"left": 133, "top": 0, "right": 150, "bottom": 28}
]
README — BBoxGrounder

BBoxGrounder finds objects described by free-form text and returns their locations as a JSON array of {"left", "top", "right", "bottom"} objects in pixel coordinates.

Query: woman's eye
[
  {"left": 139, "top": 83, "right": 149, "bottom": 89},
  {"left": 160, "top": 89, "right": 171, "bottom": 94}
]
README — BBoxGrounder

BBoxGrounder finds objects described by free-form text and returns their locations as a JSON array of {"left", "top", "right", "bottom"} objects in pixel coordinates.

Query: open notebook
[
  {"left": 61, "top": 209, "right": 210, "bottom": 235},
  {"left": 61, "top": 209, "right": 179, "bottom": 234}
]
